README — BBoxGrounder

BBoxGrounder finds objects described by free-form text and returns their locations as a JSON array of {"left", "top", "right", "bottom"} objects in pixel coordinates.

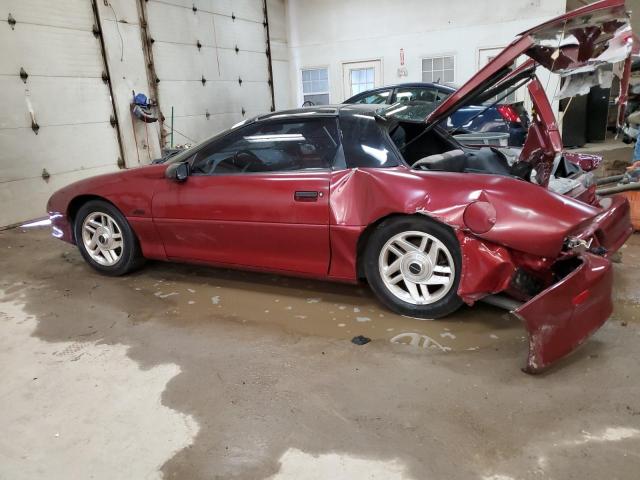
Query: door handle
[{"left": 294, "top": 191, "right": 319, "bottom": 202}]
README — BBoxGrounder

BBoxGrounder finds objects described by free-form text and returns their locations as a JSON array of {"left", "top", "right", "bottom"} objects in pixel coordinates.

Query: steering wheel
[{"left": 234, "top": 150, "right": 262, "bottom": 172}]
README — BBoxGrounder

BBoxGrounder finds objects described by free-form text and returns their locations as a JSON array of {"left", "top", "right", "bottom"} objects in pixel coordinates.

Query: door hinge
[
  {"left": 8, "top": 13, "right": 16, "bottom": 29},
  {"left": 19, "top": 67, "right": 28, "bottom": 83},
  {"left": 110, "top": 115, "right": 117, "bottom": 127}
]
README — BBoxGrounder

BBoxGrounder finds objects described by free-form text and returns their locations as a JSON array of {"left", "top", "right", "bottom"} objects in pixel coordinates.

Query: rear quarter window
[{"left": 339, "top": 113, "right": 401, "bottom": 168}]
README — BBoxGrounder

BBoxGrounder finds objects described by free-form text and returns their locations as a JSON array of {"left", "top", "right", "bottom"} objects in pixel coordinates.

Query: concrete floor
[{"left": 1, "top": 227, "right": 639, "bottom": 480}]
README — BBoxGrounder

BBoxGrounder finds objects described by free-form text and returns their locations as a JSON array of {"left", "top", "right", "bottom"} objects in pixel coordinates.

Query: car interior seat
[{"left": 412, "top": 147, "right": 523, "bottom": 177}]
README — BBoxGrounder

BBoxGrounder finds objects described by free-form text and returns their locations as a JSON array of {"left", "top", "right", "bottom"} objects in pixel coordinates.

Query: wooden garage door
[
  {"left": 144, "top": 0, "right": 274, "bottom": 145},
  {"left": 0, "top": 0, "right": 122, "bottom": 227}
]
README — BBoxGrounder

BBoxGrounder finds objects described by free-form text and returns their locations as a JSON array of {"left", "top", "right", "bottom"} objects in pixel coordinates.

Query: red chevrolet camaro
[{"left": 48, "top": 0, "right": 634, "bottom": 372}]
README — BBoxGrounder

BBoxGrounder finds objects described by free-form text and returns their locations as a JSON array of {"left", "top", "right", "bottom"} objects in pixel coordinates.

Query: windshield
[{"left": 377, "top": 101, "right": 442, "bottom": 122}]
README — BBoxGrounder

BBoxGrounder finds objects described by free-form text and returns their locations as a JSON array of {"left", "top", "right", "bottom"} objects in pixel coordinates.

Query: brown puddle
[
  {"left": 9, "top": 226, "right": 640, "bottom": 353},
  {"left": 113, "top": 249, "right": 523, "bottom": 353}
]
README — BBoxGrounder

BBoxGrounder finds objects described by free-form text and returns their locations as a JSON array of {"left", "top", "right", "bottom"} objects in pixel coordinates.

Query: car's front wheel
[
  {"left": 364, "top": 216, "right": 463, "bottom": 319},
  {"left": 74, "top": 200, "right": 144, "bottom": 276}
]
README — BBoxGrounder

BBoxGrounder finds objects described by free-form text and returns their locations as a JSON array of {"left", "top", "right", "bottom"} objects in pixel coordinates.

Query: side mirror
[{"left": 165, "top": 162, "right": 189, "bottom": 183}]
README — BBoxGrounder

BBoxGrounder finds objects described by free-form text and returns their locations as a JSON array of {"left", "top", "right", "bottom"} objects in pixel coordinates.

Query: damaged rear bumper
[{"left": 514, "top": 253, "right": 613, "bottom": 373}]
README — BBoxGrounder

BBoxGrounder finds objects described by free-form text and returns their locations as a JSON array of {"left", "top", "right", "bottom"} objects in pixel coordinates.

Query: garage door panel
[
  {"left": 0, "top": 123, "right": 120, "bottom": 183},
  {"left": 0, "top": 165, "right": 119, "bottom": 227},
  {"left": 171, "top": 113, "right": 244, "bottom": 143},
  {"left": 148, "top": 0, "right": 195, "bottom": 9},
  {"left": 195, "top": 0, "right": 233, "bottom": 16},
  {"left": 218, "top": 50, "right": 269, "bottom": 82},
  {"left": 158, "top": 81, "right": 241, "bottom": 116},
  {"left": 227, "top": 0, "right": 265, "bottom": 23},
  {"left": 0, "top": 0, "right": 94, "bottom": 31},
  {"left": 147, "top": 2, "right": 200, "bottom": 47},
  {"left": 96, "top": 0, "right": 140, "bottom": 24},
  {"left": 0, "top": 24, "right": 103, "bottom": 77},
  {"left": 214, "top": 15, "right": 266, "bottom": 51},
  {"left": 0, "top": 77, "right": 114, "bottom": 129},
  {"left": 230, "top": 82, "right": 272, "bottom": 112},
  {"left": 153, "top": 43, "right": 225, "bottom": 81},
  {"left": 159, "top": 80, "right": 270, "bottom": 126}
]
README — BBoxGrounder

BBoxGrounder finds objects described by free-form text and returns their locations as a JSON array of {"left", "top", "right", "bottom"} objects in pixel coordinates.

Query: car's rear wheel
[
  {"left": 364, "top": 216, "right": 463, "bottom": 319},
  {"left": 74, "top": 200, "right": 144, "bottom": 276}
]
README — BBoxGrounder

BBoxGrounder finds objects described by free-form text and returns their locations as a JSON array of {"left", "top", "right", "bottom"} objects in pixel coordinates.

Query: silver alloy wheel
[
  {"left": 378, "top": 230, "right": 455, "bottom": 305},
  {"left": 81, "top": 212, "right": 124, "bottom": 266}
]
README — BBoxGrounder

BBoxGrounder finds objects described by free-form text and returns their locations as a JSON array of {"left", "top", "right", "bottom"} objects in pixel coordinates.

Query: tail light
[{"left": 497, "top": 104, "right": 521, "bottom": 124}]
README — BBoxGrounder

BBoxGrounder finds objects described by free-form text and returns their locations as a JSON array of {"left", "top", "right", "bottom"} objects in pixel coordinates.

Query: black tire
[
  {"left": 74, "top": 200, "right": 144, "bottom": 276},
  {"left": 363, "top": 216, "right": 463, "bottom": 319}
]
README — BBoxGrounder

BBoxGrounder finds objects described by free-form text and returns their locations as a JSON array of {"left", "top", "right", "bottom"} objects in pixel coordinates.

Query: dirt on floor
[{"left": 0, "top": 227, "right": 639, "bottom": 480}]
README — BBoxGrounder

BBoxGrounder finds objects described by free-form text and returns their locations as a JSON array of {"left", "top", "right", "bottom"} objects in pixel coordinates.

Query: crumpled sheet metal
[
  {"left": 514, "top": 253, "right": 613, "bottom": 373},
  {"left": 455, "top": 232, "right": 515, "bottom": 304},
  {"left": 556, "top": 68, "right": 614, "bottom": 100}
]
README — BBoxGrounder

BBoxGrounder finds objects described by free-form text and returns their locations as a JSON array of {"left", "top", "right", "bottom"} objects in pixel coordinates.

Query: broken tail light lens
[{"left": 497, "top": 104, "right": 521, "bottom": 124}]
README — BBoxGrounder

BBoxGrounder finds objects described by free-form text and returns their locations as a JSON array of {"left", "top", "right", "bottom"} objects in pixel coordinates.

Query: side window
[
  {"left": 339, "top": 113, "right": 400, "bottom": 168},
  {"left": 351, "top": 89, "right": 391, "bottom": 105},
  {"left": 191, "top": 118, "right": 340, "bottom": 175}
]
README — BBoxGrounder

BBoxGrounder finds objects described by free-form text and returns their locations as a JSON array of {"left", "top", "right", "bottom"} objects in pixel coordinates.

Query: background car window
[
  {"left": 388, "top": 87, "right": 451, "bottom": 121},
  {"left": 190, "top": 118, "right": 340, "bottom": 175},
  {"left": 339, "top": 113, "right": 401, "bottom": 168},
  {"left": 351, "top": 89, "right": 391, "bottom": 105}
]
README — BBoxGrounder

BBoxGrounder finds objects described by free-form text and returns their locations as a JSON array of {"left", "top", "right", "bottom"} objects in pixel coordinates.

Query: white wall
[{"left": 285, "top": 0, "right": 567, "bottom": 107}]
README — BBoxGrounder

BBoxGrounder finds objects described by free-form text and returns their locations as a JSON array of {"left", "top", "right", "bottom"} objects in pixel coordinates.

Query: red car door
[{"left": 152, "top": 117, "right": 339, "bottom": 276}]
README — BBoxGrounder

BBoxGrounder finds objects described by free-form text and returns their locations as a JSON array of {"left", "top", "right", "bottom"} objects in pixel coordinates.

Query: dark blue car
[{"left": 343, "top": 83, "right": 529, "bottom": 146}]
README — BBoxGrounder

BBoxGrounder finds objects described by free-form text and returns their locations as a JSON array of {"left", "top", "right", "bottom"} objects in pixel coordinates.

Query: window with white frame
[
  {"left": 422, "top": 56, "right": 455, "bottom": 85},
  {"left": 301, "top": 68, "right": 330, "bottom": 105}
]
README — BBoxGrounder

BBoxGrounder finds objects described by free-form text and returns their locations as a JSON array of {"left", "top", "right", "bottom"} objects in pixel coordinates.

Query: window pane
[
  {"left": 365, "top": 67, "right": 374, "bottom": 83},
  {"left": 433, "top": 57, "right": 443, "bottom": 70},
  {"left": 443, "top": 69, "right": 454, "bottom": 83},
  {"left": 191, "top": 118, "right": 340, "bottom": 174},
  {"left": 444, "top": 56, "right": 454, "bottom": 69},
  {"left": 302, "top": 68, "right": 329, "bottom": 94},
  {"left": 422, "top": 58, "right": 432, "bottom": 70},
  {"left": 340, "top": 114, "right": 400, "bottom": 168},
  {"left": 422, "top": 71, "right": 433, "bottom": 82},
  {"left": 303, "top": 93, "right": 330, "bottom": 105}
]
